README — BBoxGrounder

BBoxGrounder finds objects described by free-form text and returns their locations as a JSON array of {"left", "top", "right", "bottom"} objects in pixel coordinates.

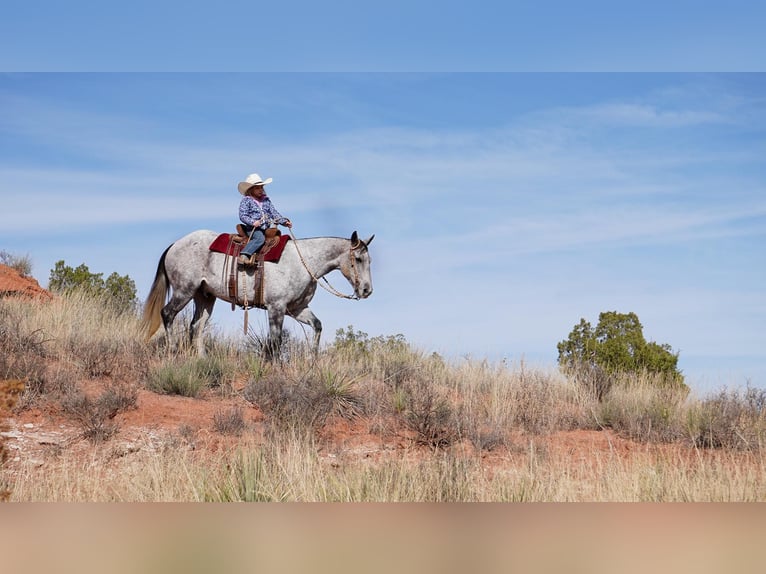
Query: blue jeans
[{"left": 240, "top": 225, "right": 265, "bottom": 257}]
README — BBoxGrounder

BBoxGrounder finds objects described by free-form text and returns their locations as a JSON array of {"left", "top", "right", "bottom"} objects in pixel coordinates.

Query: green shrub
[
  {"left": 332, "top": 326, "right": 408, "bottom": 358},
  {"left": 558, "top": 311, "right": 687, "bottom": 398},
  {"left": 243, "top": 367, "right": 363, "bottom": 432},
  {"left": 48, "top": 260, "right": 138, "bottom": 313},
  {"left": 146, "top": 356, "right": 230, "bottom": 398}
]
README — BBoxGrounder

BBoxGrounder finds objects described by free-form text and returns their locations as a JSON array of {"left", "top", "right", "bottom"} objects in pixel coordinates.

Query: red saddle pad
[{"left": 208, "top": 233, "right": 291, "bottom": 262}]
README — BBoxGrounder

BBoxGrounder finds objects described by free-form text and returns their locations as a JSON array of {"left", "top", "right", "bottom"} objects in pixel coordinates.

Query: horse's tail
[{"left": 141, "top": 244, "right": 172, "bottom": 340}]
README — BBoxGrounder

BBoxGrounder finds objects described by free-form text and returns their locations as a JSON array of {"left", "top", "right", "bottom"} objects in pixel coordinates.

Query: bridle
[{"left": 288, "top": 228, "right": 363, "bottom": 300}]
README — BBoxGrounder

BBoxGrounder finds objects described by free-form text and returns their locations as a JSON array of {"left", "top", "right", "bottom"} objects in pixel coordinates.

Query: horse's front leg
[
  {"left": 290, "top": 307, "right": 322, "bottom": 354},
  {"left": 266, "top": 305, "right": 286, "bottom": 360}
]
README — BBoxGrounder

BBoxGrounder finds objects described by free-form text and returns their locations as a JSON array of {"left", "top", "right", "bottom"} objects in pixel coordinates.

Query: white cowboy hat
[{"left": 238, "top": 173, "right": 273, "bottom": 195}]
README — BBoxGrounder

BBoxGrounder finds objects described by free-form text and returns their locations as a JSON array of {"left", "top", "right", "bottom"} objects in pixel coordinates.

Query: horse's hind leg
[
  {"left": 161, "top": 290, "right": 195, "bottom": 351},
  {"left": 190, "top": 289, "right": 216, "bottom": 356},
  {"left": 290, "top": 307, "right": 322, "bottom": 354}
]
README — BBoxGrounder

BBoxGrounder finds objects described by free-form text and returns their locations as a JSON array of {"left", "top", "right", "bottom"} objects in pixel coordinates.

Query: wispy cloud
[
  {"left": 564, "top": 102, "right": 728, "bottom": 128},
  {"left": 2, "top": 91, "right": 763, "bottom": 244}
]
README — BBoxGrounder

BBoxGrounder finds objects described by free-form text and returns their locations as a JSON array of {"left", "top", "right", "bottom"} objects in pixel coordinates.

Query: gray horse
[{"left": 142, "top": 229, "right": 374, "bottom": 356}]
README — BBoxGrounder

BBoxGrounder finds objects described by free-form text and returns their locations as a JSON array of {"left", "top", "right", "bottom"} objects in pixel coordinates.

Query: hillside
[
  {"left": 1, "top": 281, "right": 765, "bottom": 501},
  {"left": 0, "top": 264, "right": 52, "bottom": 301}
]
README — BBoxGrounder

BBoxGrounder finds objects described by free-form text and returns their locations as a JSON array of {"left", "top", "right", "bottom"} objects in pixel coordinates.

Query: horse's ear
[
  {"left": 364, "top": 234, "right": 375, "bottom": 246},
  {"left": 351, "top": 231, "right": 360, "bottom": 247}
]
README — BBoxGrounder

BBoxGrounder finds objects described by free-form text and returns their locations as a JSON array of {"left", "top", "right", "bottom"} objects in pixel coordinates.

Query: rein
[{"left": 288, "top": 228, "right": 360, "bottom": 300}]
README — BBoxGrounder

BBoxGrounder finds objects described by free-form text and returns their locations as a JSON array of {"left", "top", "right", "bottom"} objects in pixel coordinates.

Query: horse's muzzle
[{"left": 357, "top": 284, "right": 373, "bottom": 299}]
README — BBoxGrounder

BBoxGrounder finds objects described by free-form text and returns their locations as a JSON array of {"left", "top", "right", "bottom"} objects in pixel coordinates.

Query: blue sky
[
  {"left": 1, "top": 73, "right": 764, "bottom": 394},
  {"left": 2, "top": 2, "right": 766, "bottom": 395},
  {"left": 2, "top": 1, "right": 765, "bottom": 71}
]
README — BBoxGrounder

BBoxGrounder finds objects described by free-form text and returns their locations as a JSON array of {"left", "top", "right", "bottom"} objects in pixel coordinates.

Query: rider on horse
[{"left": 237, "top": 173, "right": 292, "bottom": 266}]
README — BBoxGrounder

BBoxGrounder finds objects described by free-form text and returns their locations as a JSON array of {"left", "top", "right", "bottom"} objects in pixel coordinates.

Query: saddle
[
  {"left": 235, "top": 224, "right": 282, "bottom": 244},
  {"left": 225, "top": 225, "right": 283, "bottom": 311}
]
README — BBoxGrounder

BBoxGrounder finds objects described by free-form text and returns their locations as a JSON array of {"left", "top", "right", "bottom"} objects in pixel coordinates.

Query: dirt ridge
[{"left": 0, "top": 264, "right": 52, "bottom": 301}]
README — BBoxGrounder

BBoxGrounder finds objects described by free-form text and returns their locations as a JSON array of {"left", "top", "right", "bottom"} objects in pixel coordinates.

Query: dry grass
[
  {"left": 213, "top": 406, "right": 247, "bottom": 436},
  {"left": 7, "top": 430, "right": 765, "bottom": 502},
  {"left": 2, "top": 294, "right": 766, "bottom": 501},
  {"left": 2, "top": 291, "right": 149, "bottom": 401}
]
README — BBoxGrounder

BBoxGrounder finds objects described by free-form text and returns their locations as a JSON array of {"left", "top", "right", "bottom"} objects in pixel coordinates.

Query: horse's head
[{"left": 347, "top": 231, "right": 375, "bottom": 299}]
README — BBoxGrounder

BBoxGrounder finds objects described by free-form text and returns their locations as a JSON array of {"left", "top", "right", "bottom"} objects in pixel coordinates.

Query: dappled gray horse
[{"left": 143, "top": 230, "right": 374, "bottom": 356}]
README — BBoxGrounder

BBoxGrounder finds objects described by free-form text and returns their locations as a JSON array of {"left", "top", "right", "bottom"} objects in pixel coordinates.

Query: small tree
[
  {"left": 557, "top": 311, "right": 685, "bottom": 398},
  {"left": 48, "top": 260, "right": 138, "bottom": 313},
  {"left": 104, "top": 272, "right": 139, "bottom": 312}
]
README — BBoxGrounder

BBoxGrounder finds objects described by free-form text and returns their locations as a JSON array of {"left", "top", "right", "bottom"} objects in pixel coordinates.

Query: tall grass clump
[
  {"left": 146, "top": 353, "right": 234, "bottom": 398},
  {"left": 440, "top": 359, "right": 594, "bottom": 450},
  {"left": 328, "top": 326, "right": 464, "bottom": 442},
  {"left": 688, "top": 385, "right": 766, "bottom": 450},
  {"left": 399, "top": 377, "right": 460, "bottom": 448},
  {"left": 330, "top": 326, "right": 426, "bottom": 385},
  {"left": 594, "top": 372, "right": 690, "bottom": 443},
  {"left": 204, "top": 435, "right": 488, "bottom": 502},
  {"left": 243, "top": 358, "right": 364, "bottom": 433},
  {"left": 0, "top": 303, "right": 50, "bottom": 401},
  {"left": 61, "top": 384, "right": 138, "bottom": 442},
  {"left": 245, "top": 325, "right": 312, "bottom": 364},
  {"left": 506, "top": 362, "right": 592, "bottom": 434},
  {"left": 1, "top": 291, "right": 150, "bottom": 407}
]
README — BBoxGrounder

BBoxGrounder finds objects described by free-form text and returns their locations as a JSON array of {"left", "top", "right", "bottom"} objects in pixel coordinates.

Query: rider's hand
[{"left": 284, "top": 219, "right": 292, "bottom": 228}]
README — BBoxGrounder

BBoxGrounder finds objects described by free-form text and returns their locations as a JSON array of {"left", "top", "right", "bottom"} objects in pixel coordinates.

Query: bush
[
  {"left": 61, "top": 385, "right": 138, "bottom": 443},
  {"left": 690, "top": 385, "right": 766, "bottom": 450},
  {"left": 596, "top": 375, "right": 688, "bottom": 443},
  {"left": 331, "top": 325, "right": 426, "bottom": 389},
  {"left": 0, "top": 305, "right": 50, "bottom": 401},
  {"left": 67, "top": 334, "right": 147, "bottom": 379},
  {"left": 333, "top": 326, "right": 408, "bottom": 354},
  {"left": 400, "top": 379, "right": 459, "bottom": 448},
  {"left": 213, "top": 406, "right": 247, "bottom": 436},
  {"left": 146, "top": 355, "right": 231, "bottom": 398},
  {"left": 243, "top": 368, "right": 363, "bottom": 432},
  {"left": 511, "top": 367, "right": 584, "bottom": 435},
  {"left": 558, "top": 311, "right": 686, "bottom": 397},
  {"left": 48, "top": 260, "right": 138, "bottom": 313}
]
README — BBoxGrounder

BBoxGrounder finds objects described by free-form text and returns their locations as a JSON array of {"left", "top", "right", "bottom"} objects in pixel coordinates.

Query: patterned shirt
[{"left": 239, "top": 195, "right": 288, "bottom": 229}]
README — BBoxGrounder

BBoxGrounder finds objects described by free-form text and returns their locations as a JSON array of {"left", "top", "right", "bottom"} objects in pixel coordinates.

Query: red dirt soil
[
  {"left": 0, "top": 264, "right": 52, "bottom": 301},
  {"left": 0, "top": 376, "right": 657, "bottom": 476}
]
